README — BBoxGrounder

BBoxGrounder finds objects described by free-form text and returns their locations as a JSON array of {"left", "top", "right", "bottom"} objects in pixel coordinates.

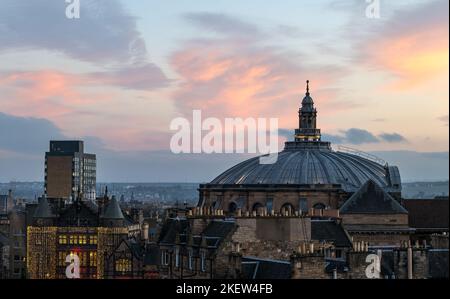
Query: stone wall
[
  {"left": 349, "top": 234, "right": 410, "bottom": 247},
  {"left": 342, "top": 213, "right": 408, "bottom": 226},
  {"left": 228, "top": 217, "right": 311, "bottom": 261},
  {"left": 202, "top": 189, "right": 347, "bottom": 214},
  {"left": 291, "top": 253, "right": 329, "bottom": 279}
]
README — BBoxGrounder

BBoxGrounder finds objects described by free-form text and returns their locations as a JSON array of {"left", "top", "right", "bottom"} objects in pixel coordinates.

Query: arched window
[
  {"left": 252, "top": 202, "right": 264, "bottom": 215},
  {"left": 313, "top": 203, "right": 326, "bottom": 210},
  {"left": 280, "top": 203, "right": 295, "bottom": 215},
  {"left": 299, "top": 198, "right": 308, "bottom": 214},
  {"left": 228, "top": 202, "right": 237, "bottom": 213}
]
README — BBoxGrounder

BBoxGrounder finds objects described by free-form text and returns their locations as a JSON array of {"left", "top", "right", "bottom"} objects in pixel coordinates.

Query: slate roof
[
  {"left": 340, "top": 179, "right": 408, "bottom": 214},
  {"left": 208, "top": 149, "right": 401, "bottom": 193},
  {"left": 311, "top": 220, "right": 352, "bottom": 248},
  {"left": 241, "top": 257, "right": 291, "bottom": 279},
  {"left": 158, "top": 219, "right": 236, "bottom": 247},
  {"left": 102, "top": 196, "right": 125, "bottom": 219},
  {"left": 143, "top": 245, "right": 160, "bottom": 266},
  {"left": 203, "top": 220, "right": 236, "bottom": 240},
  {"left": 158, "top": 218, "right": 189, "bottom": 244},
  {"left": 403, "top": 199, "right": 449, "bottom": 230}
]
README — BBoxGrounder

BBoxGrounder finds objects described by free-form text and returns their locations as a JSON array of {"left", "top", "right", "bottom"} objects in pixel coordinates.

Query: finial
[{"left": 306, "top": 80, "right": 310, "bottom": 95}]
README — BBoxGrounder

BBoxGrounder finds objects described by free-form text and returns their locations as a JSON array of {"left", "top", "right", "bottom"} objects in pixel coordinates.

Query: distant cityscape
[{"left": 1, "top": 181, "right": 447, "bottom": 203}]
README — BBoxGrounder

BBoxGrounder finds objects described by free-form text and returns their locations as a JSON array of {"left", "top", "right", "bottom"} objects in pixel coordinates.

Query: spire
[
  {"left": 294, "top": 79, "right": 321, "bottom": 142},
  {"left": 102, "top": 195, "right": 124, "bottom": 219}
]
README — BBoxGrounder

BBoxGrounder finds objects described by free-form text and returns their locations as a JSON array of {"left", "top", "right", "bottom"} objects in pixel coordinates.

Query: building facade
[
  {"left": 26, "top": 195, "right": 129, "bottom": 279},
  {"left": 45, "top": 141, "right": 96, "bottom": 201}
]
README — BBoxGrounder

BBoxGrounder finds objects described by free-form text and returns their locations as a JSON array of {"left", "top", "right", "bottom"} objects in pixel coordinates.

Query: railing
[{"left": 334, "top": 145, "right": 387, "bottom": 166}]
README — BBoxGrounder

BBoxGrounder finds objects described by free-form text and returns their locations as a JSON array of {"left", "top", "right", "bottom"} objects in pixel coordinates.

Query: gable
[{"left": 340, "top": 179, "right": 408, "bottom": 214}]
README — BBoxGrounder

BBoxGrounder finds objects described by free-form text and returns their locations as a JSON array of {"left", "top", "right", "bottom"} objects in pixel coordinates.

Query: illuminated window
[
  {"left": 79, "top": 251, "right": 87, "bottom": 266},
  {"left": 79, "top": 235, "right": 87, "bottom": 245},
  {"left": 58, "top": 252, "right": 67, "bottom": 266},
  {"left": 115, "top": 259, "right": 132, "bottom": 273},
  {"left": 59, "top": 235, "right": 67, "bottom": 245},
  {"left": 69, "top": 235, "right": 76, "bottom": 244},
  {"left": 89, "top": 252, "right": 97, "bottom": 267},
  {"left": 89, "top": 236, "right": 97, "bottom": 245}
]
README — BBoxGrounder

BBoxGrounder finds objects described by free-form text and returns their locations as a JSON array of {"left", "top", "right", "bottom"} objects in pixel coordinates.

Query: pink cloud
[
  {"left": 360, "top": 0, "right": 449, "bottom": 90},
  {"left": 171, "top": 39, "right": 346, "bottom": 130}
]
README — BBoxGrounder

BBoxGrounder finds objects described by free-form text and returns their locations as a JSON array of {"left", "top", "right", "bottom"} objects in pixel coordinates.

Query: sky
[{"left": 0, "top": 0, "right": 448, "bottom": 182}]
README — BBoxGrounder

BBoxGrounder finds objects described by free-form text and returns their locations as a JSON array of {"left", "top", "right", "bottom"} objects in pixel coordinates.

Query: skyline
[{"left": 0, "top": 0, "right": 448, "bottom": 182}]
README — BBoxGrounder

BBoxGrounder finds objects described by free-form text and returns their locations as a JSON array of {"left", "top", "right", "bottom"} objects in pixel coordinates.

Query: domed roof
[
  {"left": 207, "top": 80, "right": 402, "bottom": 193},
  {"left": 302, "top": 94, "right": 314, "bottom": 105},
  {"left": 209, "top": 147, "right": 401, "bottom": 192}
]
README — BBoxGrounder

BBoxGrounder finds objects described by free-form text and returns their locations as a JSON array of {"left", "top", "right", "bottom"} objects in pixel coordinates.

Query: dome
[
  {"left": 209, "top": 146, "right": 401, "bottom": 192},
  {"left": 206, "top": 80, "right": 402, "bottom": 194},
  {"left": 302, "top": 94, "right": 314, "bottom": 105}
]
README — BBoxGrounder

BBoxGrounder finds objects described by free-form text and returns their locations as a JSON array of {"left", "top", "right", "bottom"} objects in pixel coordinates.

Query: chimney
[
  {"left": 6, "top": 189, "right": 14, "bottom": 212},
  {"left": 138, "top": 210, "right": 144, "bottom": 226},
  {"left": 407, "top": 245, "right": 413, "bottom": 279},
  {"left": 142, "top": 222, "right": 149, "bottom": 243}
]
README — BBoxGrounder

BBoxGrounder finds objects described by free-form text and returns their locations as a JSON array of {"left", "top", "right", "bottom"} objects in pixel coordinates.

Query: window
[
  {"left": 69, "top": 235, "right": 76, "bottom": 244},
  {"left": 252, "top": 202, "right": 264, "bottom": 215},
  {"left": 115, "top": 259, "right": 132, "bottom": 273},
  {"left": 313, "top": 203, "right": 326, "bottom": 210},
  {"left": 81, "top": 251, "right": 87, "bottom": 266},
  {"left": 228, "top": 202, "right": 237, "bottom": 213},
  {"left": 188, "top": 249, "right": 193, "bottom": 270},
  {"left": 161, "top": 250, "right": 169, "bottom": 266},
  {"left": 266, "top": 197, "right": 273, "bottom": 213},
  {"left": 89, "top": 235, "right": 98, "bottom": 245},
  {"left": 280, "top": 203, "right": 295, "bottom": 215},
  {"left": 175, "top": 248, "right": 180, "bottom": 268},
  {"left": 201, "top": 251, "right": 206, "bottom": 272},
  {"left": 79, "top": 235, "right": 87, "bottom": 245},
  {"left": 89, "top": 252, "right": 97, "bottom": 267},
  {"left": 299, "top": 198, "right": 308, "bottom": 214},
  {"left": 58, "top": 252, "right": 66, "bottom": 266}
]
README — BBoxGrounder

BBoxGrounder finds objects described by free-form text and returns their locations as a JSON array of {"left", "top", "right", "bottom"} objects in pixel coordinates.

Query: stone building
[
  {"left": 403, "top": 197, "right": 449, "bottom": 244},
  {"left": 0, "top": 191, "right": 27, "bottom": 279},
  {"left": 26, "top": 194, "right": 130, "bottom": 279},
  {"left": 339, "top": 179, "right": 412, "bottom": 246},
  {"left": 198, "top": 81, "right": 402, "bottom": 216}
]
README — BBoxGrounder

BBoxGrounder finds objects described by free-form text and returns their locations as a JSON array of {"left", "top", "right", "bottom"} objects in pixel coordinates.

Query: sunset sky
[{"left": 0, "top": 0, "right": 448, "bottom": 182}]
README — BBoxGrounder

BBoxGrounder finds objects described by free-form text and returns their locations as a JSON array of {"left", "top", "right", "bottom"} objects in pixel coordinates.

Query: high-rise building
[{"left": 45, "top": 141, "right": 96, "bottom": 201}]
